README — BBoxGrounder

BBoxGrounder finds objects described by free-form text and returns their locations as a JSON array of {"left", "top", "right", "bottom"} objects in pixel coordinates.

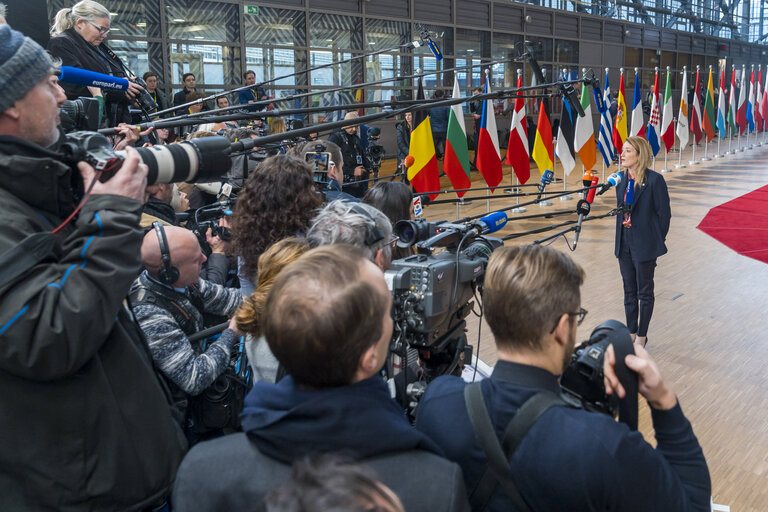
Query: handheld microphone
[
  {"left": 597, "top": 172, "right": 622, "bottom": 196},
  {"left": 419, "top": 27, "right": 443, "bottom": 61},
  {"left": 57, "top": 66, "right": 130, "bottom": 91},
  {"left": 536, "top": 170, "right": 555, "bottom": 202},
  {"left": 582, "top": 170, "right": 594, "bottom": 189},
  {"left": 473, "top": 211, "right": 508, "bottom": 235},
  {"left": 404, "top": 155, "right": 415, "bottom": 168},
  {"left": 573, "top": 199, "right": 591, "bottom": 250},
  {"left": 563, "top": 83, "right": 585, "bottom": 117},
  {"left": 623, "top": 178, "right": 634, "bottom": 212},
  {"left": 586, "top": 175, "right": 599, "bottom": 204}
]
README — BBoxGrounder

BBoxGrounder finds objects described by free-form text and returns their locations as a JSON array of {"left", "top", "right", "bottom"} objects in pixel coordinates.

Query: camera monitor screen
[{"left": 305, "top": 151, "right": 332, "bottom": 182}]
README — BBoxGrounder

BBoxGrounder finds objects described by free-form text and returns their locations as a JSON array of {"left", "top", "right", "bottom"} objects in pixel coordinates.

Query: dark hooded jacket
[{"left": 0, "top": 136, "right": 187, "bottom": 511}]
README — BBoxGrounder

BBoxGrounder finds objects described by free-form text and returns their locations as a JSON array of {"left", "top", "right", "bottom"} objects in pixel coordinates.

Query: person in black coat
[
  {"left": 143, "top": 71, "right": 169, "bottom": 115},
  {"left": 396, "top": 111, "right": 412, "bottom": 168},
  {"left": 614, "top": 136, "right": 671, "bottom": 348},
  {"left": 328, "top": 112, "right": 371, "bottom": 198},
  {"left": 48, "top": 2, "right": 143, "bottom": 126}
]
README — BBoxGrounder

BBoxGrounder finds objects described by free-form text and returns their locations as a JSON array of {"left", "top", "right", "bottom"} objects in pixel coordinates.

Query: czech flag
[{"left": 475, "top": 74, "right": 503, "bottom": 190}]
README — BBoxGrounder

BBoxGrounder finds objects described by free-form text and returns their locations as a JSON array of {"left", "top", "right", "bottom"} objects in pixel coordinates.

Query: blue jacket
[
  {"left": 415, "top": 360, "right": 710, "bottom": 512},
  {"left": 429, "top": 105, "right": 450, "bottom": 133},
  {"left": 614, "top": 169, "right": 671, "bottom": 262}
]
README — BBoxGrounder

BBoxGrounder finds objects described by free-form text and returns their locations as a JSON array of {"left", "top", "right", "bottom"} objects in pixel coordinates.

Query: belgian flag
[{"left": 408, "top": 78, "right": 441, "bottom": 200}]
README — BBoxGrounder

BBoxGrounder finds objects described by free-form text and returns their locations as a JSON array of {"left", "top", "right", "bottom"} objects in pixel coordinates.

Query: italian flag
[{"left": 443, "top": 75, "right": 471, "bottom": 197}]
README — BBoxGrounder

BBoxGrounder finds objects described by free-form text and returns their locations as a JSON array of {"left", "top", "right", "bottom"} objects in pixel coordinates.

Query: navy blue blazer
[{"left": 614, "top": 169, "right": 671, "bottom": 262}]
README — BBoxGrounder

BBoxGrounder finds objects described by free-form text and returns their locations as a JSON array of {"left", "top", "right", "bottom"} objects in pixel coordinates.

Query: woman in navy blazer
[{"left": 614, "top": 136, "right": 671, "bottom": 347}]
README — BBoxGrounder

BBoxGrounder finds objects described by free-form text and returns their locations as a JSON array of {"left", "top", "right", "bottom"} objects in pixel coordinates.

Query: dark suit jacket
[
  {"left": 614, "top": 169, "right": 671, "bottom": 262},
  {"left": 172, "top": 433, "right": 470, "bottom": 512}
]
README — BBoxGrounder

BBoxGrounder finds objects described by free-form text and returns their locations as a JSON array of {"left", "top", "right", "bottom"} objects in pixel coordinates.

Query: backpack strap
[
  {"left": 129, "top": 284, "right": 198, "bottom": 338},
  {"left": 464, "top": 382, "right": 567, "bottom": 512}
]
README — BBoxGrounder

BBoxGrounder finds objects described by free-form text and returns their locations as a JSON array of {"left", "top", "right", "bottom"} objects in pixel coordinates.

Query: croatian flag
[{"left": 647, "top": 69, "right": 661, "bottom": 156}]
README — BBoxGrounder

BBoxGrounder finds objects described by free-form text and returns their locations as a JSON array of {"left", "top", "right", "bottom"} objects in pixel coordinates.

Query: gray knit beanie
[{"left": 0, "top": 24, "right": 54, "bottom": 112}]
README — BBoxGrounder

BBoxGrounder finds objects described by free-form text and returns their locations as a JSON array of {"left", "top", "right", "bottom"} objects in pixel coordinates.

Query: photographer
[
  {"left": 48, "top": 0, "right": 143, "bottom": 126},
  {"left": 328, "top": 111, "right": 371, "bottom": 198},
  {"left": 0, "top": 24, "right": 185, "bottom": 510},
  {"left": 415, "top": 245, "right": 710, "bottom": 512}
]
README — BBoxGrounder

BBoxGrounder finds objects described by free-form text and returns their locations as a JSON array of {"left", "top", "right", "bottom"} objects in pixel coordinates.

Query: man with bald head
[
  {"left": 130, "top": 223, "right": 243, "bottom": 438},
  {"left": 329, "top": 111, "right": 371, "bottom": 198}
]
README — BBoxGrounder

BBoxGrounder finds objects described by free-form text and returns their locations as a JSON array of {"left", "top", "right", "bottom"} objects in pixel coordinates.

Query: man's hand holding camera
[
  {"left": 77, "top": 146, "right": 148, "bottom": 202},
  {"left": 603, "top": 344, "right": 678, "bottom": 411}
]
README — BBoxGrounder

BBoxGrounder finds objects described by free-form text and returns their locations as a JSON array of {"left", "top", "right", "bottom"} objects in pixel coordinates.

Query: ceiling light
[
  {"left": 194, "top": 36, "right": 204, "bottom": 39},
  {"left": 467, "top": 49, "right": 475, "bottom": 52},
  {"left": 173, "top": 18, "right": 185, "bottom": 22},
  {"left": 110, "top": 12, "right": 118, "bottom": 16},
  {"left": 136, "top": 22, "right": 146, "bottom": 27}
]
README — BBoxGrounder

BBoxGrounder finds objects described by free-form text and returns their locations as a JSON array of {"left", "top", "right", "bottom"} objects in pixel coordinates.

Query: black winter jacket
[
  {"left": 48, "top": 28, "right": 133, "bottom": 126},
  {"left": 0, "top": 136, "right": 187, "bottom": 511}
]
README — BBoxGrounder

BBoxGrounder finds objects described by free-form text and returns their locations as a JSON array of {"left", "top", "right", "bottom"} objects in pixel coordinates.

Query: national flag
[
  {"left": 475, "top": 75, "right": 503, "bottom": 190},
  {"left": 728, "top": 66, "right": 738, "bottom": 136},
  {"left": 556, "top": 98, "right": 576, "bottom": 175},
  {"left": 443, "top": 75, "right": 472, "bottom": 197},
  {"left": 716, "top": 68, "right": 727, "bottom": 138},
  {"left": 647, "top": 69, "right": 661, "bottom": 156},
  {"left": 737, "top": 65, "right": 747, "bottom": 135},
  {"left": 630, "top": 69, "right": 645, "bottom": 137},
  {"left": 612, "top": 69, "right": 628, "bottom": 151},
  {"left": 755, "top": 66, "right": 763, "bottom": 132},
  {"left": 677, "top": 69, "right": 690, "bottom": 151},
  {"left": 702, "top": 68, "right": 716, "bottom": 142},
  {"left": 691, "top": 68, "right": 703, "bottom": 144},
  {"left": 595, "top": 73, "right": 615, "bottom": 166},
  {"left": 505, "top": 72, "right": 530, "bottom": 184},
  {"left": 762, "top": 69, "right": 768, "bottom": 132},
  {"left": 407, "top": 78, "right": 440, "bottom": 200},
  {"left": 574, "top": 81, "right": 597, "bottom": 170},
  {"left": 532, "top": 100, "right": 554, "bottom": 176},
  {"left": 747, "top": 66, "right": 755, "bottom": 133},
  {"left": 661, "top": 69, "right": 675, "bottom": 152}
]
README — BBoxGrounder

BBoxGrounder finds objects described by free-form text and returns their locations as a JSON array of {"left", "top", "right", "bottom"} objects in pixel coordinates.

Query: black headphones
[
  {"left": 152, "top": 221, "right": 180, "bottom": 285},
  {"left": 347, "top": 203, "right": 386, "bottom": 248}
]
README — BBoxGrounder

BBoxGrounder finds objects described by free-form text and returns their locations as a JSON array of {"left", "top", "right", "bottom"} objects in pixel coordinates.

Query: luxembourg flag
[
  {"left": 475, "top": 75, "right": 503, "bottom": 190},
  {"left": 631, "top": 68, "right": 645, "bottom": 137}
]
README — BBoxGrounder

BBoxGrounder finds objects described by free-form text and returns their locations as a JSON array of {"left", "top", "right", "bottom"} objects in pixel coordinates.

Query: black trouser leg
[
  {"left": 618, "top": 244, "right": 639, "bottom": 334},
  {"left": 635, "top": 258, "right": 657, "bottom": 337}
]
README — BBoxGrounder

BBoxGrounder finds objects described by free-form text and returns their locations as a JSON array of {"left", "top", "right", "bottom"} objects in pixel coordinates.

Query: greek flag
[{"left": 594, "top": 74, "right": 615, "bottom": 167}]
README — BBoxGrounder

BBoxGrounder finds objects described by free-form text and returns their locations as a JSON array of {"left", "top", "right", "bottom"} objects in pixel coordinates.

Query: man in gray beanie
[{"left": 0, "top": 23, "right": 188, "bottom": 511}]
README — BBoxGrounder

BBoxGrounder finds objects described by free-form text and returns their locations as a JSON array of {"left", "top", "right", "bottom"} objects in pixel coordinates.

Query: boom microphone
[
  {"left": 57, "top": 66, "right": 130, "bottom": 91},
  {"left": 536, "top": 169, "right": 555, "bottom": 202},
  {"left": 473, "top": 211, "right": 508, "bottom": 235},
  {"left": 597, "top": 172, "right": 622, "bottom": 195},
  {"left": 418, "top": 26, "right": 443, "bottom": 61}
]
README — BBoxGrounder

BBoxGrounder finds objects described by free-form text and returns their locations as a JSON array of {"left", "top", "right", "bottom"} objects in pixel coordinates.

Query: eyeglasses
[
  {"left": 549, "top": 307, "right": 588, "bottom": 333},
  {"left": 389, "top": 235, "right": 400, "bottom": 249},
  {"left": 87, "top": 21, "right": 111, "bottom": 34}
]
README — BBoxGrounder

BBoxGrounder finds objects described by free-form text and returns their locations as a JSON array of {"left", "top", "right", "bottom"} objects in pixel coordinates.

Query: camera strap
[
  {"left": 463, "top": 382, "right": 567, "bottom": 512},
  {"left": 0, "top": 232, "right": 57, "bottom": 291}
]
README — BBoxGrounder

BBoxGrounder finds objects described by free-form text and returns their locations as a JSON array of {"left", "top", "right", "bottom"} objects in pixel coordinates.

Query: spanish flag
[
  {"left": 612, "top": 69, "right": 628, "bottom": 151},
  {"left": 408, "top": 79, "right": 440, "bottom": 200}
]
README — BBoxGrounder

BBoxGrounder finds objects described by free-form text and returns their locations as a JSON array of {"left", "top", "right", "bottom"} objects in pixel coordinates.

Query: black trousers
[
  {"left": 618, "top": 239, "right": 657, "bottom": 337},
  {"left": 433, "top": 132, "right": 446, "bottom": 158}
]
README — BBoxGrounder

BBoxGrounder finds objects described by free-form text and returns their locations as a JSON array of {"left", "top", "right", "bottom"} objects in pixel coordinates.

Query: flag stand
[
  {"left": 675, "top": 142, "right": 686, "bottom": 168},
  {"left": 701, "top": 139, "right": 712, "bottom": 161},
  {"left": 737, "top": 131, "right": 744, "bottom": 152},
  {"left": 560, "top": 168, "right": 572, "bottom": 201},
  {"left": 486, "top": 189, "right": 490, "bottom": 213},
  {"left": 714, "top": 136, "right": 724, "bottom": 158},
  {"left": 510, "top": 174, "right": 526, "bottom": 213},
  {"left": 661, "top": 150, "right": 672, "bottom": 173},
  {"left": 652, "top": 156, "right": 656, "bottom": 171},
  {"left": 689, "top": 142, "right": 699, "bottom": 164},
  {"left": 601, "top": 160, "right": 606, "bottom": 183},
  {"left": 726, "top": 126, "right": 734, "bottom": 155}
]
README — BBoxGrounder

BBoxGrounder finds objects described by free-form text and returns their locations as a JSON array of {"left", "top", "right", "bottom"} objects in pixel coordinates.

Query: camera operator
[
  {"left": 48, "top": 0, "right": 144, "bottom": 126},
  {"left": 172, "top": 245, "right": 469, "bottom": 512},
  {"left": 131, "top": 224, "right": 244, "bottom": 440},
  {"left": 415, "top": 244, "right": 710, "bottom": 512},
  {"left": 0, "top": 24, "right": 186, "bottom": 510},
  {"left": 290, "top": 139, "right": 358, "bottom": 203},
  {"left": 328, "top": 111, "right": 371, "bottom": 198}
]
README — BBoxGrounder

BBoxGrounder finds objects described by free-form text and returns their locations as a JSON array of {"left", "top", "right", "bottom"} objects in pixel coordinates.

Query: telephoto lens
[{"left": 127, "top": 136, "right": 233, "bottom": 185}]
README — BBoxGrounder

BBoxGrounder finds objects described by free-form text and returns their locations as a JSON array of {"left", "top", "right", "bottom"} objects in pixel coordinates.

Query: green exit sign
[{"left": 244, "top": 5, "right": 259, "bottom": 15}]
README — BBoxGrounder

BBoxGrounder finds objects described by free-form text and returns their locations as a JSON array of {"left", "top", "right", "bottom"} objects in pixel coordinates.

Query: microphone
[
  {"left": 572, "top": 199, "right": 591, "bottom": 250},
  {"left": 563, "top": 82, "right": 585, "bottom": 117},
  {"left": 536, "top": 170, "right": 555, "bottom": 202},
  {"left": 418, "top": 26, "right": 443, "bottom": 61},
  {"left": 473, "top": 211, "right": 508, "bottom": 235},
  {"left": 624, "top": 178, "right": 634, "bottom": 208},
  {"left": 586, "top": 175, "right": 599, "bottom": 204},
  {"left": 597, "top": 172, "right": 622, "bottom": 196},
  {"left": 57, "top": 66, "right": 129, "bottom": 91},
  {"left": 404, "top": 155, "right": 415, "bottom": 168}
]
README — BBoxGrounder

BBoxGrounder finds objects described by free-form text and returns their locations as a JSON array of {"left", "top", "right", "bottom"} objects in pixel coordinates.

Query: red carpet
[{"left": 697, "top": 184, "right": 768, "bottom": 264}]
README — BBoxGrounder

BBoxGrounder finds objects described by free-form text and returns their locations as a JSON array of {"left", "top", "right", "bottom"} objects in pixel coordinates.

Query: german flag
[{"left": 408, "top": 78, "right": 440, "bottom": 200}]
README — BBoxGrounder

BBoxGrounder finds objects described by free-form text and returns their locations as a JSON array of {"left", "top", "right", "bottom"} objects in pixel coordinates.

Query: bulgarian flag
[
  {"left": 475, "top": 75, "right": 503, "bottom": 190},
  {"left": 505, "top": 71, "right": 530, "bottom": 184},
  {"left": 702, "top": 67, "right": 716, "bottom": 142},
  {"left": 443, "top": 76, "right": 472, "bottom": 197},
  {"left": 408, "top": 78, "right": 440, "bottom": 200}
]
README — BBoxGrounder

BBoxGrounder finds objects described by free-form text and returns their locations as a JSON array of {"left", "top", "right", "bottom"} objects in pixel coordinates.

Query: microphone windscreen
[
  {"left": 478, "top": 211, "right": 508, "bottom": 234},
  {"left": 586, "top": 175, "right": 598, "bottom": 204},
  {"left": 58, "top": 66, "right": 130, "bottom": 91},
  {"left": 404, "top": 155, "right": 415, "bottom": 168}
]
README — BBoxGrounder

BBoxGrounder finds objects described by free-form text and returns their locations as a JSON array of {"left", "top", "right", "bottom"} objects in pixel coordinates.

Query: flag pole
[
  {"left": 701, "top": 65, "right": 713, "bottom": 161},
  {"left": 510, "top": 68, "right": 527, "bottom": 214},
  {"left": 748, "top": 64, "right": 755, "bottom": 150},
  {"left": 689, "top": 66, "right": 701, "bottom": 165},
  {"left": 661, "top": 66, "right": 672, "bottom": 172},
  {"left": 559, "top": 68, "right": 573, "bottom": 201},
  {"left": 539, "top": 67, "right": 554, "bottom": 207},
  {"left": 738, "top": 65, "right": 745, "bottom": 152},
  {"left": 675, "top": 68, "right": 687, "bottom": 169}
]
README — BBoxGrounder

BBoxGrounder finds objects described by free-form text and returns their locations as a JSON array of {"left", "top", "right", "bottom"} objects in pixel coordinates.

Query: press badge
[{"left": 356, "top": 155, "right": 363, "bottom": 165}]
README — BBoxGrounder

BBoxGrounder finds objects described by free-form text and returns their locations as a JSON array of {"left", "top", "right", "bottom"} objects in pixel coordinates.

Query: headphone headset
[
  {"left": 152, "top": 221, "right": 180, "bottom": 285},
  {"left": 347, "top": 203, "right": 386, "bottom": 248}
]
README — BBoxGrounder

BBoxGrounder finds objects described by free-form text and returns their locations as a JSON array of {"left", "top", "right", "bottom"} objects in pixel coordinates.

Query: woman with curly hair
[
  {"left": 234, "top": 237, "right": 309, "bottom": 382},
  {"left": 231, "top": 154, "right": 322, "bottom": 296}
]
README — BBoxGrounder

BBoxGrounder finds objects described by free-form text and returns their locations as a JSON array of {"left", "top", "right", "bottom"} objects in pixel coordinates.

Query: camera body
[
  {"left": 60, "top": 97, "right": 101, "bottom": 132},
  {"left": 130, "top": 76, "right": 159, "bottom": 113},
  {"left": 365, "top": 126, "right": 384, "bottom": 173}
]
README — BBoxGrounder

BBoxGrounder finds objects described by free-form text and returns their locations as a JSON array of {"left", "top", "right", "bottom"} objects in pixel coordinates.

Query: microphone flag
[
  {"left": 407, "top": 78, "right": 441, "bottom": 200},
  {"left": 443, "top": 75, "right": 472, "bottom": 198}
]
